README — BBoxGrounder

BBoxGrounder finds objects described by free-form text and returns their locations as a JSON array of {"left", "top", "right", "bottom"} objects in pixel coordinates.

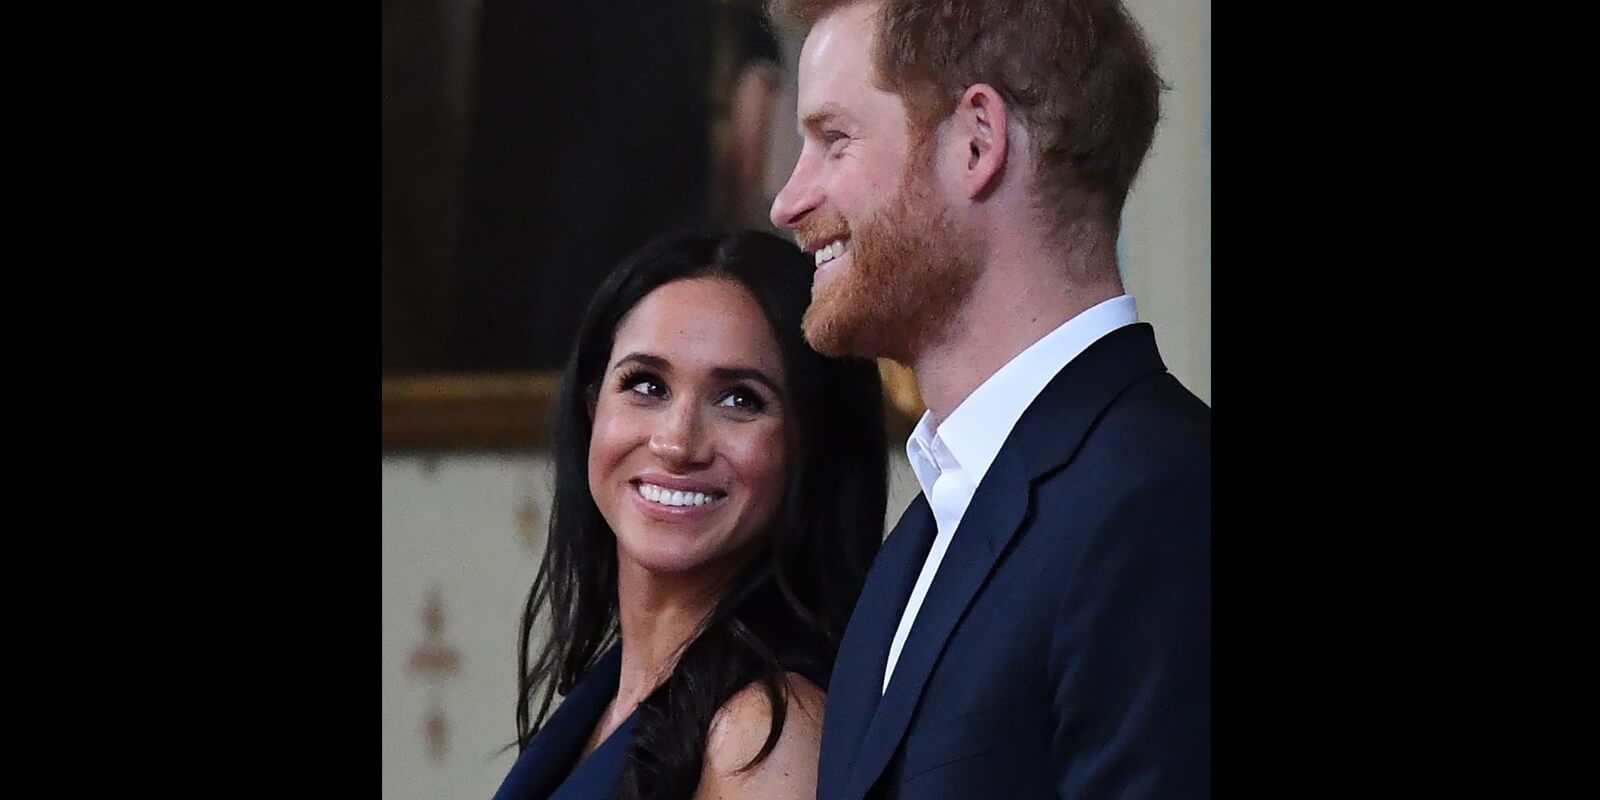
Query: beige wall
[
  {"left": 382, "top": 454, "right": 551, "bottom": 799},
  {"left": 1122, "top": 0, "right": 1211, "bottom": 405}
]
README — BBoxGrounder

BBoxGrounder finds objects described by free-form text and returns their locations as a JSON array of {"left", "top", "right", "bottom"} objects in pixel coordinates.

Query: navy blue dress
[
  {"left": 492, "top": 644, "right": 633, "bottom": 800},
  {"left": 492, "top": 640, "right": 829, "bottom": 800}
]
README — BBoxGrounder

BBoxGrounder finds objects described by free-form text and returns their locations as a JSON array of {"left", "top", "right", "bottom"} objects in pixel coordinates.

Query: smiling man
[{"left": 767, "top": 1, "right": 1212, "bottom": 798}]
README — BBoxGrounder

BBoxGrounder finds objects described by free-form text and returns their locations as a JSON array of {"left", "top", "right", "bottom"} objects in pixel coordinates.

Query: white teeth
[
  {"left": 636, "top": 482, "right": 718, "bottom": 508},
  {"left": 815, "top": 239, "right": 847, "bottom": 267}
]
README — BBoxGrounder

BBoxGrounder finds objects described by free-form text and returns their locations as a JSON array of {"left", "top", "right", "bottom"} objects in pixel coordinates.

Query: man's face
[{"left": 769, "top": 1, "right": 976, "bottom": 361}]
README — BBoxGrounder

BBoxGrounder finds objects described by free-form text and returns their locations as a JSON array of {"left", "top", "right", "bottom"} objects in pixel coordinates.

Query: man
[{"left": 767, "top": 1, "right": 1210, "bottom": 798}]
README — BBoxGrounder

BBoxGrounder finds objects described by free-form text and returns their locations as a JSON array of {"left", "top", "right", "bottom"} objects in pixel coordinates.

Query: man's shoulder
[{"left": 1018, "top": 364, "right": 1208, "bottom": 465}]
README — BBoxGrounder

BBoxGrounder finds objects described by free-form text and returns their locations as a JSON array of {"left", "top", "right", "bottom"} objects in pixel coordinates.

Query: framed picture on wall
[{"left": 383, "top": 0, "right": 922, "bottom": 451}]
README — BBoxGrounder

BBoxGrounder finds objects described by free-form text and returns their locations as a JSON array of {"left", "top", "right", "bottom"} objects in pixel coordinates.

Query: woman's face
[{"left": 588, "top": 276, "right": 792, "bottom": 579}]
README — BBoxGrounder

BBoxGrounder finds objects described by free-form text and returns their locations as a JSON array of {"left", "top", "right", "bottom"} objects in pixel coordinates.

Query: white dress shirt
[{"left": 882, "top": 295, "right": 1140, "bottom": 693}]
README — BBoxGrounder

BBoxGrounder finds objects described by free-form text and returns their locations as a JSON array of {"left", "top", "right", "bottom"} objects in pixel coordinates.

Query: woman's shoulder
[{"left": 699, "top": 671, "right": 826, "bottom": 798}]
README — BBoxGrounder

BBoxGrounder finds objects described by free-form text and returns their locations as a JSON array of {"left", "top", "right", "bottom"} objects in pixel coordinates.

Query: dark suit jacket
[{"left": 817, "top": 323, "right": 1211, "bottom": 800}]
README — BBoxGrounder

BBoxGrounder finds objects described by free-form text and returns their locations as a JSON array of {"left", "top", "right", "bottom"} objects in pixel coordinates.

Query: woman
[{"left": 493, "top": 230, "right": 888, "bottom": 800}]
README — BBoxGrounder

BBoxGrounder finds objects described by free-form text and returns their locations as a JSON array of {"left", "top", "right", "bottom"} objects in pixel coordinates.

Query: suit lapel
[
  {"left": 838, "top": 453, "right": 1030, "bottom": 800},
  {"left": 835, "top": 323, "right": 1172, "bottom": 800},
  {"left": 818, "top": 496, "right": 936, "bottom": 800}
]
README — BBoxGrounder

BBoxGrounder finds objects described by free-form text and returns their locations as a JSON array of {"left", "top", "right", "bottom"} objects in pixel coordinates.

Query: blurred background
[{"left": 381, "top": 1, "right": 1208, "bottom": 796}]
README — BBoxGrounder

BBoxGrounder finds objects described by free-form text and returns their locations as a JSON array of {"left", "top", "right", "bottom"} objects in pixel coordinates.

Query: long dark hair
[{"left": 515, "top": 230, "right": 888, "bottom": 800}]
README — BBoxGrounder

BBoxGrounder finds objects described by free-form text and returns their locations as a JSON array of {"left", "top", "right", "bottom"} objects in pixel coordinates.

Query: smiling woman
[
  {"left": 491, "top": 229, "right": 891, "bottom": 800},
  {"left": 587, "top": 276, "right": 792, "bottom": 580}
]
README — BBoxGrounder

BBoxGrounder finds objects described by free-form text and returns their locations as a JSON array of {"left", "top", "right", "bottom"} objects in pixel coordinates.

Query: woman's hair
[{"left": 515, "top": 229, "right": 888, "bottom": 800}]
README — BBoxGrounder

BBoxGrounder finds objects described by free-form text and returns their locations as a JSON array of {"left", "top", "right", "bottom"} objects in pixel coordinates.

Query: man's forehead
[
  {"left": 803, "top": 2, "right": 884, "bottom": 69},
  {"left": 796, "top": 8, "right": 879, "bottom": 111}
]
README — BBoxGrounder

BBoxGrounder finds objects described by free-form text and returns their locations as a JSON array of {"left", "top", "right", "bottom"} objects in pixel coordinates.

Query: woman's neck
[{"left": 612, "top": 554, "right": 739, "bottom": 706}]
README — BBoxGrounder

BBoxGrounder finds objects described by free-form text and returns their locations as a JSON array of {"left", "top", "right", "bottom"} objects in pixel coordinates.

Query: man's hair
[{"left": 772, "top": 0, "right": 1163, "bottom": 227}]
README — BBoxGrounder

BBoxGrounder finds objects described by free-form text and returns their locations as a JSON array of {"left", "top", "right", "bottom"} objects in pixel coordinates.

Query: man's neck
[{"left": 911, "top": 231, "right": 1122, "bottom": 428}]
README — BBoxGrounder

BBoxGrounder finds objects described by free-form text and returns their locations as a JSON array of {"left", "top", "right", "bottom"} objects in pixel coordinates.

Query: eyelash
[
  {"left": 615, "top": 369, "right": 768, "bottom": 414},
  {"left": 617, "top": 368, "right": 665, "bottom": 398},
  {"left": 718, "top": 387, "right": 767, "bottom": 412}
]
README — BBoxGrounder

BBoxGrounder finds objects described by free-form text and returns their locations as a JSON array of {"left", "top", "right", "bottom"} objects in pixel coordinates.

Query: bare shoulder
[{"left": 694, "top": 672, "right": 825, "bottom": 800}]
